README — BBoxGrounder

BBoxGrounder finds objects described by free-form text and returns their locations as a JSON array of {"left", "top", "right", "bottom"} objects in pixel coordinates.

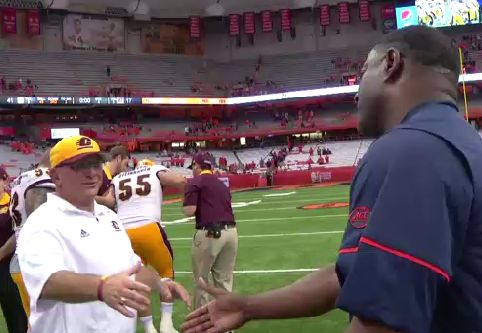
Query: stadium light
[{"left": 227, "top": 72, "right": 482, "bottom": 105}]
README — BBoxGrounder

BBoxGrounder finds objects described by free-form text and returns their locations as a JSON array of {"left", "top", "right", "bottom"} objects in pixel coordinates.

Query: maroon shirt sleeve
[
  {"left": 97, "top": 171, "right": 111, "bottom": 196},
  {"left": 183, "top": 179, "right": 200, "bottom": 206}
]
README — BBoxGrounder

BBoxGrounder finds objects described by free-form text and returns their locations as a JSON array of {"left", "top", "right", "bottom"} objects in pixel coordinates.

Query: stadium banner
[
  {"left": 274, "top": 166, "right": 356, "bottom": 186},
  {"left": 0, "top": 127, "right": 15, "bottom": 136},
  {"left": 280, "top": 9, "right": 291, "bottom": 31},
  {"left": 226, "top": 174, "right": 259, "bottom": 189},
  {"left": 338, "top": 2, "right": 350, "bottom": 24},
  {"left": 189, "top": 16, "right": 201, "bottom": 38},
  {"left": 229, "top": 14, "right": 240, "bottom": 36},
  {"left": 261, "top": 10, "right": 273, "bottom": 32},
  {"left": 358, "top": 0, "right": 370, "bottom": 22},
  {"left": 141, "top": 22, "right": 203, "bottom": 55},
  {"left": 63, "top": 14, "right": 125, "bottom": 51},
  {"left": 2, "top": 8, "right": 17, "bottom": 34},
  {"left": 380, "top": 3, "right": 395, "bottom": 19},
  {"left": 320, "top": 5, "right": 331, "bottom": 26},
  {"left": 26, "top": 9, "right": 40, "bottom": 35},
  {"left": 243, "top": 12, "right": 255, "bottom": 34}
]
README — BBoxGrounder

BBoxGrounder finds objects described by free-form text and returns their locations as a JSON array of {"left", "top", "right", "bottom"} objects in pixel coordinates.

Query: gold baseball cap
[{"left": 50, "top": 135, "right": 105, "bottom": 168}]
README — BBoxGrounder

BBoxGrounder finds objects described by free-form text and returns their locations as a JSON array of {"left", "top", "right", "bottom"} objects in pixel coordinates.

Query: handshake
[{"left": 104, "top": 264, "right": 247, "bottom": 333}]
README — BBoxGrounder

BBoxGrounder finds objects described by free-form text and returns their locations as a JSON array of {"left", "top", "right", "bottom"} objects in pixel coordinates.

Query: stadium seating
[
  {"left": 0, "top": 49, "right": 214, "bottom": 97},
  {"left": 0, "top": 144, "right": 40, "bottom": 176},
  {"left": 0, "top": 139, "right": 373, "bottom": 177},
  {"left": 0, "top": 46, "right": 368, "bottom": 97}
]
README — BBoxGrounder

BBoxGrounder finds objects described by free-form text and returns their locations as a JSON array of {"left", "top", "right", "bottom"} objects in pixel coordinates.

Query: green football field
[{"left": 0, "top": 184, "right": 352, "bottom": 333}]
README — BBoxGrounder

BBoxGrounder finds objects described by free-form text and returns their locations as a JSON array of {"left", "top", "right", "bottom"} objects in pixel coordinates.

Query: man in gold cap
[{"left": 16, "top": 135, "right": 190, "bottom": 333}]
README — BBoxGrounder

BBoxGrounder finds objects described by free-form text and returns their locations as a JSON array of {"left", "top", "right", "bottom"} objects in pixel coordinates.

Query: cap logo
[{"left": 76, "top": 137, "right": 93, "bottom": 150}]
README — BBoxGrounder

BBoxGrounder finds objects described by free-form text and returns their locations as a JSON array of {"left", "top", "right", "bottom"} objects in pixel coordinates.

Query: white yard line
[
  {"left": 175, "top": 268, "right": 319, "bottom": 274},
  {"left": 164, "top": 213, "right": 347, "bottom": 226},
  {"left": 169, "top": 230, "right": 344, "bottom": 241},
  {"left": 263, "top": 191, "right": 296, "bottom": 197}
]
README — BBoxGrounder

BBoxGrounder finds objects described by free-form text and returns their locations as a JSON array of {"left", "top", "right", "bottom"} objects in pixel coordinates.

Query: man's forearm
[
  {"left": 95, "top": 195, "right": 115, "bottom": 209},
  {"left": 0, "top": 235, "right": 16, "bottom": 261},
  {"left": 41, "top": 271, "right": 100, "bottom": 303},
  {"left": 25, "top": 187, "right": 54, "bottom": 216},
  {"left": 244, "top": 265, "right": 340, "bottom": 320}
]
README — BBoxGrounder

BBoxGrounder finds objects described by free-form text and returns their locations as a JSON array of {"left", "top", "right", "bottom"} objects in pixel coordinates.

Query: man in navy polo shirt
[{"left": 181, "top": 26, "right": 482, "bottom": 333}]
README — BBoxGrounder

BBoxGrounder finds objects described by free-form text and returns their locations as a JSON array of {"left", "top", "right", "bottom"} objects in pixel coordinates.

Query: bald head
[
  {"left": 374, "top": 25, "right": 459, "bottom": 88},
  {"left": 357, "top": 26, "right": 460, "bottom": 138}
]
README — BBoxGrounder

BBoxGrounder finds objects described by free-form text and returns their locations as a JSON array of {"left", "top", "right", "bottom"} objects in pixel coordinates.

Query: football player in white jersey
[
  {"left": 9, "top": 151, "right": 55, "bottom": 318},
  {"left": 107, "top": 159, "right": 186, "bottom": 333}
]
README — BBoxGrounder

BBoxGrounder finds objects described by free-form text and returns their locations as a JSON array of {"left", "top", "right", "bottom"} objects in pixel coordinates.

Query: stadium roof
[{"left": 66, "top": 0, "right": 360, "bottom": 18}]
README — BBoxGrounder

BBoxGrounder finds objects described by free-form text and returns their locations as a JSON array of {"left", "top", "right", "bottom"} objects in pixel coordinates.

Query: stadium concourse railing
[
  {"left": 91, "top": 120, "right": 359, "bottom": 143},
  {"left": 163, "top": 166, "right": 356, "bottom": 195}
]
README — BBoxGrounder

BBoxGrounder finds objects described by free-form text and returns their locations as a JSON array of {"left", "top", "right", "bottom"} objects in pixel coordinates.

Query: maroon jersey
[
  {"left": 0, "top": 193, "right": 13, "bottom": 265},
  {"left": 183, "top": 171, "right": 235, "bottom": 228},
  {"left": 98, "top": 165, "right": 113, "bottom": 196}
]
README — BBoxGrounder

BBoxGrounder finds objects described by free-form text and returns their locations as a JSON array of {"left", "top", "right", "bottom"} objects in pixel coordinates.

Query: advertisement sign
[{"left": 51, "top": 128, "right": 80, "bottom": 139}]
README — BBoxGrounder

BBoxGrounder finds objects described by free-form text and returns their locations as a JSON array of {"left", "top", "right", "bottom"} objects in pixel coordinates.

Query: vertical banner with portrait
[{"left": 63, "top": 14, "right": 125, "bottom": 51}]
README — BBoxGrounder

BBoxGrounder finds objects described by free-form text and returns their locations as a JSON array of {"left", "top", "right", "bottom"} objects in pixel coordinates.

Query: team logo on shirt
[
  {"left": 111, "top": 221, "right": 121, "bottom": 231},
  {"left": 80, "top": 229, "right": 90, "bottom": 238},
  {"left": 349, "top": 206, "right": 370, "bottom": 229},
  {"left": 76, "top": 137, "right": 93, "bottom": 150}
]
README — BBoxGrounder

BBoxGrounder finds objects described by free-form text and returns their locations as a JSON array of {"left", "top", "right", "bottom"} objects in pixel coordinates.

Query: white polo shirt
[{"left": 17, "top": 193, "right": 140, "bottom": 333}]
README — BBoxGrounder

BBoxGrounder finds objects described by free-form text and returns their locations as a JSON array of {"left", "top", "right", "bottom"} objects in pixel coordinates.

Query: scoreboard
[
  {"left": 0, "top": 96, "right": 233, "bottom": 106},
  {"left": 1, "top": 96, "right": 143, "bottom": 105}
]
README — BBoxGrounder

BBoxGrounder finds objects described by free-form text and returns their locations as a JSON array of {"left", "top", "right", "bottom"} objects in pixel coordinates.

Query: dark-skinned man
[{"left": 182, "top": 26, "right": 482, "bottom": 333}]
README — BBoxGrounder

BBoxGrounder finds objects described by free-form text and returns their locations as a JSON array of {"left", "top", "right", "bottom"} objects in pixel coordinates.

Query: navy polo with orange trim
[{"left": 336, "top": 101, "right": 482, "bottom": 333}]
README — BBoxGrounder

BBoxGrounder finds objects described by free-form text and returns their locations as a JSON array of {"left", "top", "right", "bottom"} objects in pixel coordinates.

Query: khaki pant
[{"left": 192, "top": 227, "right": 238, "bottom": 309}]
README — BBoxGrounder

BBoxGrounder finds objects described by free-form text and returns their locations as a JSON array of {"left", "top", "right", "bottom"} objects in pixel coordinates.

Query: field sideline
[{"left": 0, "top": 184, "right": 351, "bottom": 333}]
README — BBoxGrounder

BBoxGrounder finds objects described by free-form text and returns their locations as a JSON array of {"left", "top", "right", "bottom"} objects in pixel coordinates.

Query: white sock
[
  {"left": 160, "top": 302, "right": 173, "bottom": 325},
  {"left": 140, "top": 315, "right": 154, "bottom": 328}
]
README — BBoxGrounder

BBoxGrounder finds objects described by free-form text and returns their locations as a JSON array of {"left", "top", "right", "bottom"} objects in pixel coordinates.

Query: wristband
[{"left": 97, "top": 275, "right": 109, "bottom": 302}]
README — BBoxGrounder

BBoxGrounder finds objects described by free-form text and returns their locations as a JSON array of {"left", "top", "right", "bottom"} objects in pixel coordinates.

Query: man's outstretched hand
[
  {"left": 135, "top": 266, "right": 191, "bottom": 309},
  {"left": 159, "top": 279, "right": 192, "bottom": 309},
  {"left": 181, "top": 278, "right": 248, "bottom": 333}
]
